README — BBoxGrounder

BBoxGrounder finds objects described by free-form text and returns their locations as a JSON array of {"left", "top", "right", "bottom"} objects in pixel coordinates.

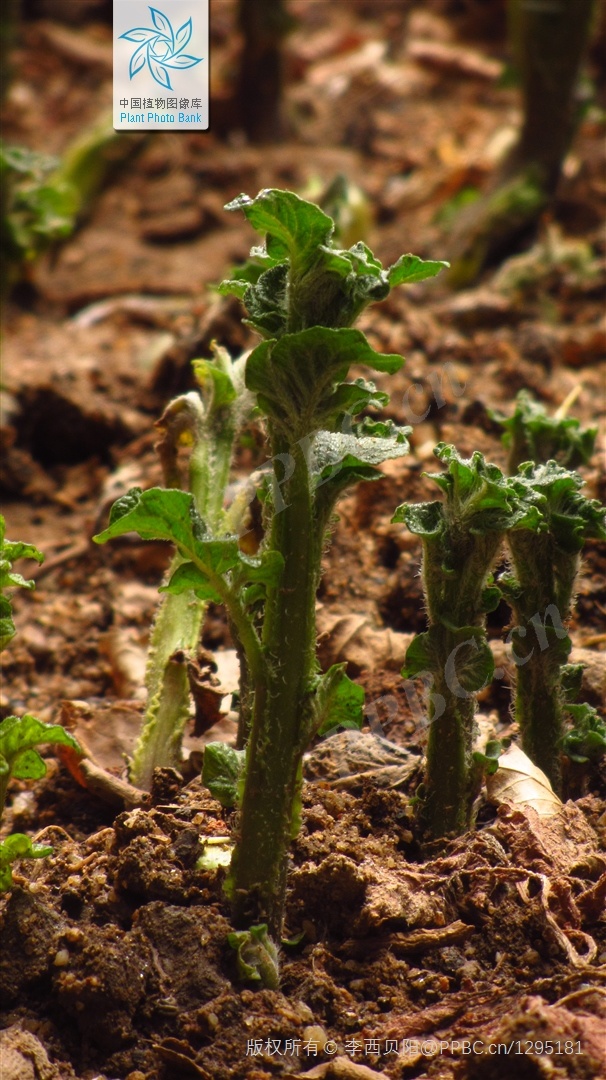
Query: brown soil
[{"left": 2, "top": 3, "right": 605, "bottom": 1079}]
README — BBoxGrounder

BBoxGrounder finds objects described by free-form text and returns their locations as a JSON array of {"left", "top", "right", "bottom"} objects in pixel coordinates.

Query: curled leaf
[
  {"left": 227, "top": 923, "right": 280, "bottom": 989},
  {"left": 0, "top": 833, "right": 53, "bottom": 891},
  {"left": 486, "top": 745, "right": 562, "bottom": 816},
  {"left": 202, "top": 742, "right": 245, "bottom": 808}
]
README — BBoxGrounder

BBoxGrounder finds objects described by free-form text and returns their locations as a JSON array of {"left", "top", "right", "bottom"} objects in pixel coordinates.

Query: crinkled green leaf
[
  {"left": 401, "top": 630, "right": 434, "bottom": 679},
  {"left": 426, "top": 444, "right": 543, "bottom": 534},
  {"left": 515, "top": 460, "right": 606, "bottom": 554},
  {"left": 315, "top": 377, "right": 389, "bottom": 421},
  {"left": 387, "top": 253, "right": 449, "bottom": 286},
  {"left": 1, "top": 540, "right": 44, "bottom": 566},
  {"left": 11, "top": 748, "right": 47, "bottom": 781},
  {"left": 0, "top": 714, "right": 80, "bottom": 769},
  {"left": 0, "top": 596, "right": 16, "bottom": 652},
  {"left": 225, "top": 189, "right": 333, "bottom": 267},
  {"left": 492, "top": 390, "right": 597, "bottom": 471},
  {"left": 311, "top": 423, "right": 410, "bottom": 476},
  {"left": 313, "top": 421, "right": 410, "bottom": 523},
  {"left": 96, "top": 486, "right": 194, "bottom": 543},
  {"left": 227, "top": 922, "right": 280, "bottom": 989},
  {"left": 0, "top": 517, "right": 45, "bottom": 652},
  {"left": 218, "top": 249, "right": 278, "bottom": 297},
  {"left": 202, "top": 742, "right": 245, "bottom": 807},
  {"left": 311, "top": 663, "right": 365, "bottom": 737},
  {"left": 402, "top": 624, "right": 494, "bottom": 692},
  {"left": 0, "top": 833, "right": 53, "bottom": 891},
  {"left": 162, "top": 547, "right": 284, "bottom": 605},
  {"left": 392, "top": 500, "right": 443, "bottom": 537},
  {"left": 452, "top": 631, "right": 494, "bottom": 693},
  {"left": 561, "top": 704, "right": 606, "bottom": 764},
  {"left": 245, "top": 327, "right": 402, "bottom": 430},
  {"left": 481, "top": 583, "right": 502, "bottom": 613},
  {"left": 224, "top": 190, "right": 445, "bottom": 335},
  {"left": 472, "top": 738, "right": 507, "bottom": 776},
  {"left": 560, "top": 663, "right": 584, "bottom": 703},
  {"left": 161, "top": 562, "right": 223, "bottom": 603},
  {"left": 239, "top": 263, "right": 289, "bottom": 339},
  {"left": 236, "top": 550, "right": 284, "bottom": 590}
]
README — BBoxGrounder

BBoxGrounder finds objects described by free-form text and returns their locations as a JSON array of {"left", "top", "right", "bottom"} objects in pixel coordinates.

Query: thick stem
[
  {"left": 448, "top": 0, "right": 595, "bottom": 285},
  {"left": 230, "top": 438, "right": 318, "bottom": 937},
  {"left": 421, "top": 530, "right": 502, "bottom": 838},
  {"left": 506, "top": 0, "right": 595, "bottom": 193},
  {"left": 511, "top": 626, "right": 565, "bottom": 792},
  {"left": 423, "top": 664, "right": 476, "bottom": 838},
  {"left": 507, "top": 530, "right": 578, "bottom": 793},
  {"left": 236, "top": 0, "right": 290, "bottom": 142}
]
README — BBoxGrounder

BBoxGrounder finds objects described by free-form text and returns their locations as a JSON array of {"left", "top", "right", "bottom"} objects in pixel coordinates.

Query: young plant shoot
[
  {"left": 95, "top": 187, "right": 447, "bottom": 941},
  {"left": 219, "top": 189, "right": 446, "bottom": 937},
  {"left": 492, "top": 388, "right": 597, "bottom": 474},
  {"left": 0, "top": 517, "right": 81, "bottom": 889},
  {"left": 504, "top": 462, "right": 606, "bottom": 793},
  {"left": 124, "top": 348, "right": 251, "bottom": 790},
  {"left": 392, "top": 445, "right": 541, "bottom": 839}
]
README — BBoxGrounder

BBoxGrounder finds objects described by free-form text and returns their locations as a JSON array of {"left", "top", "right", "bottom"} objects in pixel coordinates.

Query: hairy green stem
[
  {"left": 424, "top": 661, "right": 475, "bottom": 839},
  {"left": 421, "top": 531, "right": 501, "bottom": 837},
  {"left": 507, "top": 530, "right": 576, "bottom": 793},
  {"left": 230, "top": 438, "right": 318, "bottom": 936}
]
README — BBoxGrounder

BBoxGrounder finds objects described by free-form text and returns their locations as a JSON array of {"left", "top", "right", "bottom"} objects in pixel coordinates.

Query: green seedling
[
  {"left": 0, "top": 513, "right": 44, "bottom": 650},
  {"left": 492, "top": 388, "right": 597, "bottom": 474},
  {"left": 561, "top": 702, "right": 606, "bottom": 765},
  {"left": 1, "top": 518, "right": 81, "bottom": 889},
  {"left": 1, "top": 117, "right": 139, "bottom": 296},
  {"left": 227, "top": 922, "right": 280, "bottom": 990},
  {"left": 0, "top": 714, "right": 80, "bottom": 824},
  {"left": 392, "top": 444, "right": 541, "bottom": 838},
  {"left": 0, "top": 833, "right": 53, "bottom": 892},
  {"left": 503, "top": 461, "right": 606, "bottom": 793},
  {"left": 115, "top": 348, "right": 252, "bottom": 790},
  {"left": 1, "top": 141, "right": 77, "bottom": 289},
  {"left": 95, "top": 187, "right": 448, "bottom": 943}
]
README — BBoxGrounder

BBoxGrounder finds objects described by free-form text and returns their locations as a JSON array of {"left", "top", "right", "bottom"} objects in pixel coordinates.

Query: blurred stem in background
[
  {"left": 236, "top": 0, "right": 293, "bottom": 143},
  {"left": 449, "top": 0, "right": 596, "bottom": 286}
]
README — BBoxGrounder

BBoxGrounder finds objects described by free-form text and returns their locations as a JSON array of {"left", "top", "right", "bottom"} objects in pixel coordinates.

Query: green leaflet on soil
[
  {"left": 310, "top": 664, "right": 365, "bottom": 738},
  {"left": 202, "top": 743, "right": 246, "bottom": 808},
  {"left": 0, "top": 714, "right": 80, "bottom": 787},
  {"left": 227, "top": 923, "right": 280, "bottom": 990},
  {"left": 0, "top": 515, "right": 44, "bottom": 651},
  {"left": 0, "top": 833, "right": 54, "bottom": 891}
]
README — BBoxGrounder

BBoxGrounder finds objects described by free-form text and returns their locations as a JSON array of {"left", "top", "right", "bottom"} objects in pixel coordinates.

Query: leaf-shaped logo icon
[
  {"left": 176, "top": 18, "right": 193, "bottom": 51},
  {"left": 120, "top": 6, "right": 202, "bottom": 91}
]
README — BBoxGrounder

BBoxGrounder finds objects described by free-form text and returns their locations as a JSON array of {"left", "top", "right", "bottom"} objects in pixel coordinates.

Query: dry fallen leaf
[
  {"left": 316, "top": 608, "right": 412, "bottom": 674},
  {"left": 486, "top": 745, "right": 562, "bottom": 816}
]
